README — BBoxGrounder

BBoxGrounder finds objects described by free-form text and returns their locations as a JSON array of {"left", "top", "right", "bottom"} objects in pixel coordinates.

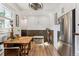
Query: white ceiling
[
  {"left": 3, "top": 3, "right": 61, "bottom": 18},
  {"left": 14, "top": 3, "right": 60, "bottom": 11}
]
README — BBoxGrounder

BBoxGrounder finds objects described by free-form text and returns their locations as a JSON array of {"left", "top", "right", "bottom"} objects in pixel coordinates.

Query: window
[
  {"left": 0, "top": 4, "right": 14, "bottom": 29},
  {"left": 0, "top": 20, "right": 5, "bottom": 28},
  {"left": 5, "top": 19, "right": 11, "bottom": 28},
  {"left": 0, "top": 4, "right": 5, "bottom": 17},
  {"left": 5, "top": 9, "right": 11, "bottom": 18}
]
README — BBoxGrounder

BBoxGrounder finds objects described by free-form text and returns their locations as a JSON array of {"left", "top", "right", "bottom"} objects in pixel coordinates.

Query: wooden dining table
[{"left": 4, "top": 36, "right": 32, "bottom": 56}]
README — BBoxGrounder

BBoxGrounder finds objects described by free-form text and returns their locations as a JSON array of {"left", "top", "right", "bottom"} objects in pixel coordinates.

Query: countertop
[
  {"left": 0, "top": 44, "right": 4, "bottom": 56},
  {"left": 0, "top": 32, "right": 9, "bottom": 42}
]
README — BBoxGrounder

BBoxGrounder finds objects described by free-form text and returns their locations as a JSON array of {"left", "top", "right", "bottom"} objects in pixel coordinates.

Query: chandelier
[{"left": 29, "top": 3, "right": 43, "bottom": 10}]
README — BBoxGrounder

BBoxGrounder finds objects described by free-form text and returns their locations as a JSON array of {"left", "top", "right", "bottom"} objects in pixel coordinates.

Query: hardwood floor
[{"left": 28, "top": 42, "right": 59, "bottom": 56}]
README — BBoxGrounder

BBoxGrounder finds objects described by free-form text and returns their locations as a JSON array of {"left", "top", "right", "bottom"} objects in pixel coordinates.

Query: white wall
[
  {"left": 27, "top": 15, "right": 49, "bottom": 30},
  {"left": 19, "top": 16, "right": 28, "bottom": 30},
  {"left": 53, "top": 25, "right": 60, "bottom": 49},
  {"left": 20, "top": 13, "right": 54, "bottom": 30}
]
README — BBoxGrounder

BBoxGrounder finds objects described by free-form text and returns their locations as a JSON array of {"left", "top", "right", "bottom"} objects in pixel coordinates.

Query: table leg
[
  {"left": 20, "top": 45, "right": 26, "bottom": 56},
  {"left": 20, "top": 45, "right": 23, "bottom": 56},
  {"left": 20, "top": 41, "right": 31, "bottom": 56},
  {"left": 24, "top": 45, "right": 26, "bottom": 56},
  {"left": 27, "top": 42, "right": 31, "bottom": 55}
]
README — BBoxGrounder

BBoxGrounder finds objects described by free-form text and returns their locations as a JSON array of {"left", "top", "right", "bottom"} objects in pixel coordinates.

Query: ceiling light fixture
[{"left": 29, "top": 3, "right": 43, "bottom": 10}]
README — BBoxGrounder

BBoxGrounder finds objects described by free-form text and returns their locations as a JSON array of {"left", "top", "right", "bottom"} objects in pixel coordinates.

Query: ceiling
[
  {"left": 3, "top": 3, "right": 61, "bottom": 18},
  {"left": 14, "top": 3, "right": 60, "bottom": 11}
]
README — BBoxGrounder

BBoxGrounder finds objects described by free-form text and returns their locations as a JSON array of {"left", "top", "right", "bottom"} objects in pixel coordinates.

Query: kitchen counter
[
  {"left": 0, "top": 32, "right": 9, "bottom": 43},
  {"left": 0, "top": 50, "right": 4, "bottom": 56},
  {"left": 0, "top": 31, "right": 10, "bottom": 34},
  {"left": 0, "top": 44, "right": 4, "bottom": 56}
]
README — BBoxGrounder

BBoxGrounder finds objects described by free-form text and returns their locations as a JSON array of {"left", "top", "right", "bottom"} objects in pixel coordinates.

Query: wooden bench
[{"left": 4, "top": 47, "right": 20, "bottom": 56}]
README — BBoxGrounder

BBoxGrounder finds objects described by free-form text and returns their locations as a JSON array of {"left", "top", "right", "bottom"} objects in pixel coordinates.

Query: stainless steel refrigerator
[{"left": 58, "top": 9, "right": 75, "bottom": 56}]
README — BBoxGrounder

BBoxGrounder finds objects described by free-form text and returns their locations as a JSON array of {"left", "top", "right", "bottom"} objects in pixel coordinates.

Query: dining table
[{"left": 4, "top": 36, "right": 33, "bottom": 56}]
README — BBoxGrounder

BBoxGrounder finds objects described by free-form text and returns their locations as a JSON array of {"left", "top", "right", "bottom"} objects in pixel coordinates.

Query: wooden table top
[{"left": 4, "top": 36, "right": 32, "bottom": 44}]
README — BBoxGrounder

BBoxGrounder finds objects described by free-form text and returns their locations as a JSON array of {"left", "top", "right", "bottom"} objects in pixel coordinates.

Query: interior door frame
[{"left": 72, "top": 9, "right": 75, "bottom": 56}]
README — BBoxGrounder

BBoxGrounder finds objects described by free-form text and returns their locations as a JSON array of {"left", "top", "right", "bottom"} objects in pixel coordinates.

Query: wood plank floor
[{"left": 28, "top": 42, "right": 59, "bottom": 56}]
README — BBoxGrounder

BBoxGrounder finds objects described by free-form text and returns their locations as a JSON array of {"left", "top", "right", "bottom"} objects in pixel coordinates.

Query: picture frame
[
  {"left": 57, "top": 31, "right": 61, "bottom": 42},
  {"left": 16, "top": 15, "right": 19, "bottom": 27},
  {"left": 54, "top": 13, "right": 59, "bottom": 25}
]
